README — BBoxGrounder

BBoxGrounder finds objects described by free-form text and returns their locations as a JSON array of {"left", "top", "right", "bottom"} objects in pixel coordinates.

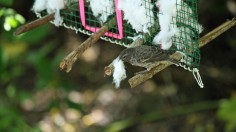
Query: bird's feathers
[{"left": 119, "top": 45, "right": 175, "bottom": 70}]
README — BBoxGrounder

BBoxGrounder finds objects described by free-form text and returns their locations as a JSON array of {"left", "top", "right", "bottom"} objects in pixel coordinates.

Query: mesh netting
[{"left": 35, "top": 0, "right": 201, "bottom": 70}]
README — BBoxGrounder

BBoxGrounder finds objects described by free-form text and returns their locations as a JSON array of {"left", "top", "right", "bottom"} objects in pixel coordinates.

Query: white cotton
[
  {"left": 32, "top": 0, "right": 65, "bottom": 26},
  {"left": 157, "top": 0, "right": 181, "bottom": 30},
  {"left": 47, "top": 0, "right": 65, "bottom": 26},
  {"left": 89, "top": 0, "right": 114, "bottom": 23},
  {"left": 153, "top": 27, "right": 179, "bottom": 50},
  {"left": 154, "top": 0, "right": 180, "bottom": 49},
  {"left": 118, "top": 0, "right": 154, "bottom": 33},
  {"left": 112, "top": 57, "right": 127, "bottom": 88},
  {"left": 46, "top": 0, "right": 64, "bottom": 13},
  {"left": 32, "top": 0, "right": 47, "bottom": 12},
  {"left": 154, "top": 0, "right": 204, "bottom": 50},
  {"left": 197, "top": 23, "right": 204, "bottom": 34}
]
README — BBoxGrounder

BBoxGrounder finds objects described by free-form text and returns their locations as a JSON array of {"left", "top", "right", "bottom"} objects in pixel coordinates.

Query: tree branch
[
  {"left": 14, "top": 13, "right": 55, "bottom": 36},
  {"left": 129, "top": 18, "right": 236, "bottom": 88},
  {"left": 60, "top": 18, "right": 117, "bottom": 72}
]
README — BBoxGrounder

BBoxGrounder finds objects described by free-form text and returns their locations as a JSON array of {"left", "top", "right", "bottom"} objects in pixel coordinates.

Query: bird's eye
[{"left": 122, "top": 54, "right": 127, "bottom": 60}]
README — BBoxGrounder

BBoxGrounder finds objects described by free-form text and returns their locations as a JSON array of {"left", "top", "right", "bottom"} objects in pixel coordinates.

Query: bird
[{"left": 118, "top": 45, "right": 178, "bottom": 74}]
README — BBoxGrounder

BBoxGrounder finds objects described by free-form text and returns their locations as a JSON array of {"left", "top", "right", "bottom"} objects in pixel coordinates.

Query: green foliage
[
  {"left": 218, "top": 98, "right": 236, "bottom": 132},
  {"left": 0, "top": 8, "right": 25, "bottom": 31},
  {"left": 0, "top": 5, "right": 65, "bottom": 130},
  {"left": 0, "top": 0, "right": 13, "bottom": 6}
]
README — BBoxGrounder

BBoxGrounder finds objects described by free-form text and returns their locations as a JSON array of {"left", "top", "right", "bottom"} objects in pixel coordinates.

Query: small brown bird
[{"left": 119, "top": 45, "right": 178, "bottom": 74}]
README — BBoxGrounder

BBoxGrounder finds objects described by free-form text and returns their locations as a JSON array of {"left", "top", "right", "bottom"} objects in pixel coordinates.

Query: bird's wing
[
  {"left": 144, "top": 51, "right": 170, "bottom": 63},
  {"left": 135, "top": 46, "right": 169, "bottom": 63}
]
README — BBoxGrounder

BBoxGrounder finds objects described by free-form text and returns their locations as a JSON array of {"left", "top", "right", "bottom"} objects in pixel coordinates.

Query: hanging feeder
[{"left": 23, "top": 0, "right": 206, "bottom": 87}]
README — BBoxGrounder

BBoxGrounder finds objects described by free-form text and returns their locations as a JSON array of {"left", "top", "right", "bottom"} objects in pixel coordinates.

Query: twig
[
  {"left": 104, "top": 63, "right": 114, "bottom": 77},
  {"left": 129, "top": 18, "right": 236, "bottom": 88},
  {"left": 14, "top": 13, "right": 55, "bottom": 36},
  {"left": 200, "top": 18, "right": 236, "bottom": 47},
  {"left": 60, "top": 18, "right": 117, "bottom": 72}
]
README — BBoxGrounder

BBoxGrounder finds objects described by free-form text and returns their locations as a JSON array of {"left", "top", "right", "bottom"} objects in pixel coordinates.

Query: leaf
[
  {"left": 218, "top": 99, "right": 236, "bottom": 132},
  {"left": 218, "top": 99, "right": 236, "bottom": 121}
]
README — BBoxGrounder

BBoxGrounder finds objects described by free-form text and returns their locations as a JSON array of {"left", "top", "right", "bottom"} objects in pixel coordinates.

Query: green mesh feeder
[{"left": 34, "top": 0, "right": 203, "bottom": 87}]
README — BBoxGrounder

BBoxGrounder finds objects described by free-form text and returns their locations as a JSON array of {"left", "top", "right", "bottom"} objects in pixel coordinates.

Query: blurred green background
[{"left": 1, "top": 0, "right": 236, "bottom": 132}]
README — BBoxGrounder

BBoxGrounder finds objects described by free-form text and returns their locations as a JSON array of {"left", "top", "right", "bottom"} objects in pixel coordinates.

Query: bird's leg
[
  {"left": 134, "top": 60, "right": 177, "bottom": 76},
  {"left": 134, "top": 62, "right": 161, "bottom": 75}
]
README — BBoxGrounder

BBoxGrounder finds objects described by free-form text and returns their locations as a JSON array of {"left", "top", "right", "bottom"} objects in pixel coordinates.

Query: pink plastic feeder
[{"left": 78, "top": 0, "right": 123, "bottom": 39}]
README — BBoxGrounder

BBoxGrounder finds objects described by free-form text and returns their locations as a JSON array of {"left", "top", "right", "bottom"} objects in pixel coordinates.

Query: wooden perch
[
  {"left": 14, "top": 13, "right": 55, "bottom": 36},
  {"left": 104, "top": 18, "right": 236, "bottom": 88},
  {"left": 60, "top": 18, "right": 117, "bottom": 72},
  {"left": 129, "top": 18, "right": 236, "bottom": 88}
]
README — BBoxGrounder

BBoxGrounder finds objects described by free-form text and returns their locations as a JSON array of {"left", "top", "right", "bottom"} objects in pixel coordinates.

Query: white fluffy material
[
  {"left": 157, "top": 0, "right": 180, "bottom": 30},
  {"left": 90, "top": 0, "right": 114, "bottom": 23},
  {"left": 153, "top": 27, "right": 179, "bottom": 50},
  {"left": 32, "top": 0, "right": 65, "bottom": 26},
  {"left": 153, "top": 0, "right": 203, "bottom": 50},
  {"left": 32, "top": 0, "right": 47, "bottom": 12},
  {"left": 47, "top": 0, "right": 65, "bottom": 26},
  {"left": 118, "top": 0, "right": 154, "bottom": 33},
  {"left": 153, "top": 0, "right": 180, "bottom": 49},
  {"left": 112, "top": 57, "right": 127, "bottom": 88}
]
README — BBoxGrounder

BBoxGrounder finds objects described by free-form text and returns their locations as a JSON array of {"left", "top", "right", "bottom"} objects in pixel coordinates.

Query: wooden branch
[
  {"left": 104, "top": 63, "right": 114, "bottom": 77},
  {"left": 60, "top": 18, "right": 117, "bottom": 72},
  {"left": 200, "top": 18, "right": 236, "bottom": 47},
  {"left": 14, "top": 13, "right": 55, "bottom": 36},
  {"left": 129, "top": 18, "right": 236, "bottom": 88}
]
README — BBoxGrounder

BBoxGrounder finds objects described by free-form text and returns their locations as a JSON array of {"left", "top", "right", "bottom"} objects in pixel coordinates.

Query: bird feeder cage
[{"left": 35, "top": 0, "right": 203, "bottom": 86}]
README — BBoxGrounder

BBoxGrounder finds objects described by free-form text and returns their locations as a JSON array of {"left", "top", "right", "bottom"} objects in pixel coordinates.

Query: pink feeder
[{"left": 78, "top": 0, "right": 123, "bottom": 39}]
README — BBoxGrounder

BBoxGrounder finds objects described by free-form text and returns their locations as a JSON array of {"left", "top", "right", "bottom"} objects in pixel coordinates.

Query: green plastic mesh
[{"left": 35, "top": 0, "right": 201, "bottom": 70}]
